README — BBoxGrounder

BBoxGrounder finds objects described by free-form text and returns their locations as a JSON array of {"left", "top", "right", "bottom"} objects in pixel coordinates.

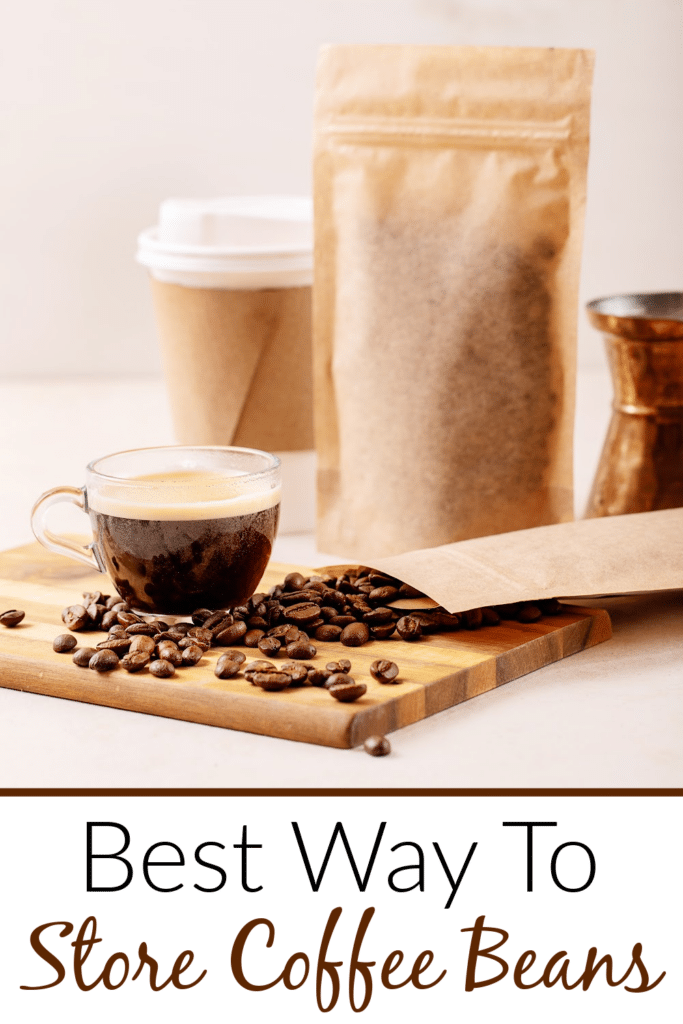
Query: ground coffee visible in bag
[{"left": 313, "top": 45, "right": 593, "bottom": 558}]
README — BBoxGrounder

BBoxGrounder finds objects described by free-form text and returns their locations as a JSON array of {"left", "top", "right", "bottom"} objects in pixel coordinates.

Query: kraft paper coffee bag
[{"left": 313, "top": 45, "right": 593, "bottom": 558}]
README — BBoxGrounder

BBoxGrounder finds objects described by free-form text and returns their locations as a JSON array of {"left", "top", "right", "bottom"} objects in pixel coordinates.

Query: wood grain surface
[{"left": 0, "top": 542, "right": 612, "bottom": 748}]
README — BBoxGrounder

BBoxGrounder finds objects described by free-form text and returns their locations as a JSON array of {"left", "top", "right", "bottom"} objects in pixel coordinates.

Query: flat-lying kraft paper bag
[
  {"left": 314, "top": 44, "right": 594, "bottom": 558},
  {"left": 322, "top": 508, "right": 683, "bottom": 614},
  {"left": 150, "top": 280, "right": 314, "bottom": 452}
]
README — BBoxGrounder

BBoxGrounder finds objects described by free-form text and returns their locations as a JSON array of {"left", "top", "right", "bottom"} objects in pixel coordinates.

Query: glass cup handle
[{"left": 31, "top": 485, "right": 104, "bottom": 573}]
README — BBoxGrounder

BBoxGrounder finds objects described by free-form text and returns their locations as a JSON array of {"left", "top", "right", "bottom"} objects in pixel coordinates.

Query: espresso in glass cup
[{"left": 31, "top": 446, "right": 280, "bottom": 614}]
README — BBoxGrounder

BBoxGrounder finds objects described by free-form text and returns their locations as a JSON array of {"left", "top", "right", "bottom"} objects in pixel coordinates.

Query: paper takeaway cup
[{"left": 136, "top": 195, "right": 314, "bottom": 533}]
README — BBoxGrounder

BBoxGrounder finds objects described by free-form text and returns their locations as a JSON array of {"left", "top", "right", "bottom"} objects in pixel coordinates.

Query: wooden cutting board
[{"left": 0, "top": 542, "right": 611, "bottom": 749}]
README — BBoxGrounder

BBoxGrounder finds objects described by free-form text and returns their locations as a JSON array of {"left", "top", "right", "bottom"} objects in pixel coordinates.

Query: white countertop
[{"left": 0, "top": 371, "right": 680, "bottom": 788}]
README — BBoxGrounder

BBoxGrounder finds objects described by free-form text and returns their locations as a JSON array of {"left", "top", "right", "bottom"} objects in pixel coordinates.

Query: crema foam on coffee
[{"left": 88, "top": 470, "right": 281, "bottom": 521}]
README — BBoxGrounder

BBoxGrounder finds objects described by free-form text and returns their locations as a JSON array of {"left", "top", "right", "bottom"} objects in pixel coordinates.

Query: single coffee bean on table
[
  {"left": 370, "top": 659, "right": 400, "bottom": 684},
  {"left": 364, "top": 735, "right": 391, "bottom": 757},
  {"left": 328, "top": 677, "right": 367, "bottom": 703},
  {"left": 53, "top": 633, "right": 78, "bottom": 653},
  {"left": 149, "top": 659, "right": 175, "bottom": 678}
]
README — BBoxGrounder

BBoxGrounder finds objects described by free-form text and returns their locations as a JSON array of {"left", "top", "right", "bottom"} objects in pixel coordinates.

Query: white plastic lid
[{"left": 136, "top": 195, "right": 313, "bottom": 289}]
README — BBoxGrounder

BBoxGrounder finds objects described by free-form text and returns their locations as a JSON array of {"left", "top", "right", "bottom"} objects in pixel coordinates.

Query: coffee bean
[
  {"left": 258, "top": 636, "right": 281, "bottom": 658},
  {"left": 495, "top": 603, "right": 521, "bottom": 620},
  {"left": 149, "top": 659, "right": 175, "bottom": 678},
  {"left": 117, "top": 611, "right": 142, "bottom": 627},
  {"left": 369, "top": 586, "right": 399, "bottom": 605},
  {"left": 481, "top": 607, "right": 501, "bottom": 626},
  {"left": 181, "top": 644, "right": 204, "bottom": 666},
  {"left": 171, "top": 622, "right": 192, "bottom": 636},
  {"left": 308, "top": 668, "right": 331, "bottom": 686},
  {"left": 328, "top": 678, "right": 367, "bottom": 702},
  {"left": 105, "top": 595, "right": 122, "bottom": 610},
  {"left": 396, "top": 616, "right": 422, "bottom": 641},
  {"left": 326, "top": 671, "right": 353, "bottom": 688},
  {"left": 286, "top": 640, "right": 317, "bottom": 660},
  {"left": 224, "top": 650, "right": 246, "bottom": 665},
  {"left": 328, "top": 615, "right": 356, "bottom": 628},
  {"left": 279, "top": 661, "right": 310, "bottom": 685},
  {"left": 130, "top": 634, "right": 156, "bottom": 655},
  {"left": 398, "top": 583, "right": 424, "bottom": 599},
  {"left": 314, "top": 624, "right": 342, "bottom": 642},
  {"left": 214, "top": 654, "right": 243, "bottom": 679},
  {"left": 53, "top": 632, "right": 77, "bottom": 652},
  {"left": 73, "top": 647, "right": 98, "bottom": 667},
  {"left": 326, "top": 659, "right": 352, "bottom": 674},
  {"left": 251, "top": 671, "right": 292, "bottom": 691},
  {"left": 517, "top": 602, "right": 542, "bottom": 623},
  {"left": 214, "top": 621, "right": 248, "bottom": 646},
  {"left": 370, "top": 659, "right": 399, "bottom": 684},
  {"left": 433, "top": 611, "right": 463, "bottom": 630},
  {"left": 340, "top": 622, "right": 370, "bottom": 647},
  {"left": 155, "top": 629, "right": 185, "bottom": 644},
  {"left": 364, "top": 735, "right": 391, "bottom": 757},
  {"left": 370, "top": 624, "right": 396, "bottom": 640},
  {"left": 85, "top": 602, "right": 103, "bottom": 626},
  {"left": 283, "top": 602, "right": 322, "bottom": 626},
  {"left": 244, "top": 629, "right": 265, "bottom": 647},
  {"left": 121, "top": 652, "right": 151, "bottom": 673},
  {"left": 186, "top": 630, "right": 213, "bottom": 650},
  {"left": 284, "top": 571, "right": 306, "bottom": 591},
  {"left": 463, "top": 608, "right": 483, "bottom": 630},
  {"left": 363, "top": 607, "right": 394, "bottom": 625},
  {"left": 266, "top": 624, "right": 297, "bottom": 642},
  {"left": 203, "top": 610, "right": 233, "bottom": 631},
  {"left": 89, "top": 649, "right": 119, "bottom": 672},
  {"left": 101, "top": 610, "right": 119, "bottom": 631},
  {"left": 96, "top": 637, "right": 132, "bottom": 653},
  {"left": 408, "top": 611, "right": 441, "bottom": 633},
  {"left": 539, "top": 598, "right": 563, "bottom": 616},
  {"left": 125, "top": 622, "right": 157, "bottom": 636},
  {"left": 108, "top": 624, "right": 128, "bottom": 638},
  {"left": 191, "top": 607, "right": 213, "bottom": 625},
  {"left": 243, "top": 660, "right": 278, "bottom": 676},
  {"left": 62, "top": 604, "right": 89, "bottom": 631}
]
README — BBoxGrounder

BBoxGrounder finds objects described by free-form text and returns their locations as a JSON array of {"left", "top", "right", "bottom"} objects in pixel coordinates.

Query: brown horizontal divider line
[{"left": 0, "top": 789, "right": 680, "bottom": 798}]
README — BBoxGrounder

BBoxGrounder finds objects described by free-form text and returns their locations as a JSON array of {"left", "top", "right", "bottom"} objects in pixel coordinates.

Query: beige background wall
[{"left": 1, "top": 0, "right": 681, "bottom": 377}]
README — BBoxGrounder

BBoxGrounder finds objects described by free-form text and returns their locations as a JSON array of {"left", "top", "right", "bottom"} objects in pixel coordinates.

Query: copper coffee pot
[{"left": 585, "top": 292, "right": 683, "bottom": 517}]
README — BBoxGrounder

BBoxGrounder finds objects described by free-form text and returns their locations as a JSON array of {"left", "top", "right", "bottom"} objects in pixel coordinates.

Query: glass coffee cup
[{"left": 31, "top": 446, "right": 280, "bottom": 614}]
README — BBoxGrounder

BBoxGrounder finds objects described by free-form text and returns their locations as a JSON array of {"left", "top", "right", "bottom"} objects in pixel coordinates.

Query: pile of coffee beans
[{"left": 54, "top": 573, "right": 564, "bottom": 699}]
